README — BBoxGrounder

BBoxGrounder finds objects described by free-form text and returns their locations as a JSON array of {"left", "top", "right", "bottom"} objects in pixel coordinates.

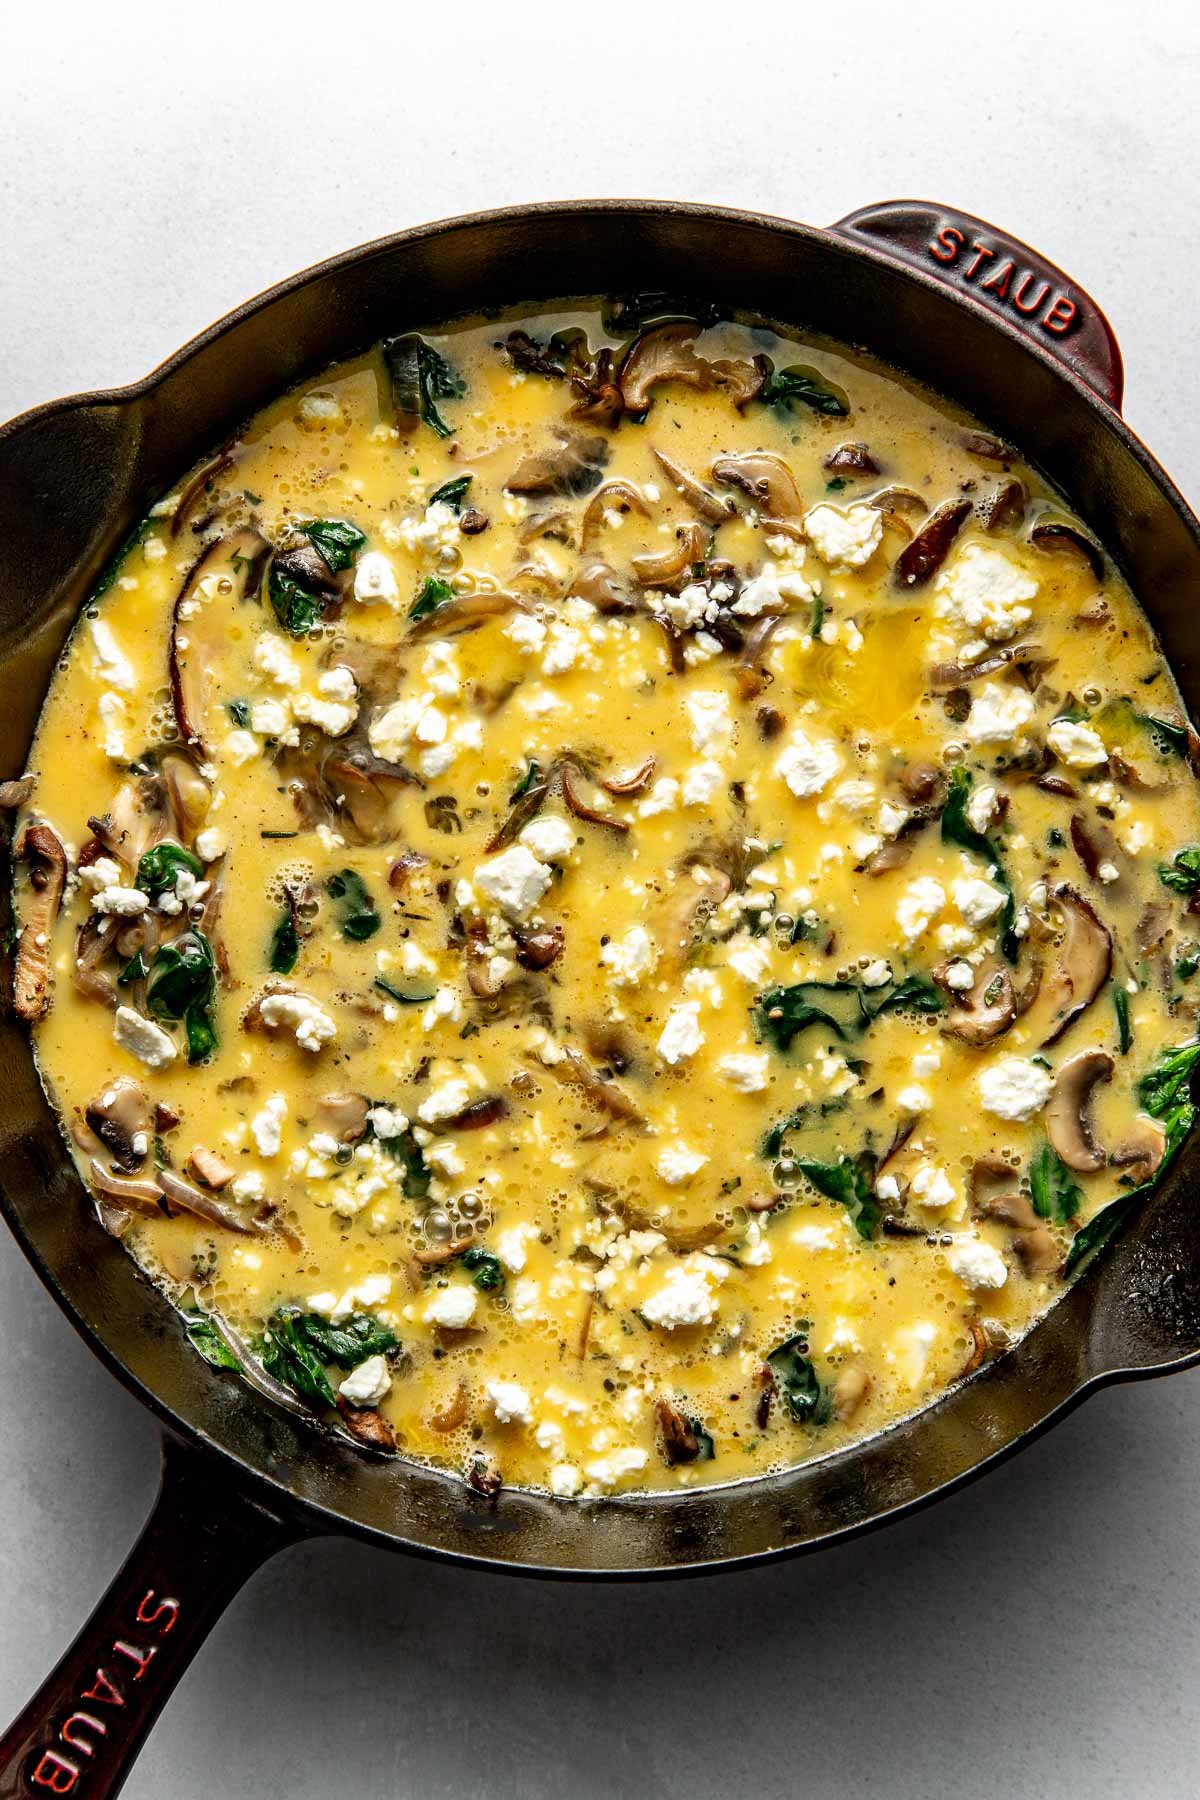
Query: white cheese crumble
[
  {"left": 934, "top": 542, "right": 1036, "bottom": 642},
  {"left": 258, "top": 992, "right": 337, "bottom": 1052},
  {"left": 251, "top": 1096, "right": 287, "bottom": 1158},
  {"left": 584, "top": 1447, "right": 648, "bottom": 1488},
  {"left": 978, "top": 1056, "right": 1054, "bottom": 1121},
  {"left": 656, "top": 1001, "right": 705, "bottom": 1065},
  {"left": 641, "top": 1254, "right": 728, "bottom": 1329},
  {"left": 965, "top": 784, "right": 998, "bottom": 833},
  {"left": 803, "top": 502, "right": 883, "bottom": 570},
  {"left": 682, "top": 759, "right": 725, "bottom": 807},
  {"left": 353, "top": 551, "right": 401, "bottom": 606},
  {"left": 113, "top": 1006, "right": 176, "bottom": 1069},
  {"left": 716, "top": 1051, "right": 770, "bottom": 1092},
  {"left": 776, "top": 729, "right": 841, "bottom": 799},
  {"left": 685, "top": 690, "right": 733, "bottom": 754},
  {"left": 518, "top": 814, "right": 577, "bottom": 863},
  {"left": 953, "top": 877, "right": 1006, "bottom": 926},
  {"left": 946, "top": 1238, "right": 1009, "bottom": 1290},
  {"left": 424, "top": 1285, "right": 478, "bottom": 1329},
  {"left": 600, "top": 924, "right": 659, "bottom": 988},
  {"left": 656, "top": 1142, "right": 708, "bottom": 1185},
  {"left": 963, "top": 682, "right": 1036, "bottom": 745},
  {"left": 91, "top": 885, "right": 149, "bottom": 916},
  {"left": 338, "top": 1355, "right": 392, "bottom": 1407},
  {"left": 486, "top": 1379, "right": 532, "bottom": 1424},
  {"left": 89, "top": 618, "right": 136, "bottom": 691},
  {"left": 637, "top": 777, "right": 680, "bottom": 817},
  {"left": 910, "top": 1164, "right": 957, "bottom": 1210},
  {"left": 1047, "top": 717, "right": 1108, "bottom": 769},
  {"left": 896, "top": 877, "right": 946, "bottom": 945},
  {"left": 474, "top": 844, "right": 553, "bottom": 921}
]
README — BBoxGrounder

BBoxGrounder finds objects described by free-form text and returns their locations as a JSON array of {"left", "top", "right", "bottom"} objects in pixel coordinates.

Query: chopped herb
[
  {"left": 136, "top": 840, "right": 202, "bottom": 900},
  {"left": 117, "top": 949, "right": 147, "bottom": 987},
  {"left": 794, "top": 1155, "right": 880, "bottom": 1240},
  {"left": 1066, "top": 1039, "right": 1200, "bottom": 1273},
  {"left": 942, "top": 767, "right": 1018, "bottom": 960},
  {"left": 1113, "top": 984, "right": 1132, "bottom": 1054},
  {"left": 511, "top": 759, "right": 542, "bottom": 800},
  {"left": 260, "top": 830, "right": 299, "bottom": 840},
  {"left": 301, "top": 517, "right": 366, "bottom": 573},
  {"left": 810, "top": 595, "right": 825, "bottom": 638},
  {"left": 766, "top": 1334, "right": 829, "bottom": 1424},
  {"left": 429, "top": 474, "right": 473, "bottom": 512},
  {"left": 269, "top": 909, "right": 300, "bottom": 975},
  {"left": 759, "top": 362, "right": 849, "bottom": 418},
  {"left": 460, "top": 1247, "right": 505, "bottom": 1292},
  {"left": 409, "top": 574, "right": 455, "bottom": 622},
  {"left": 145, "top": 930, "right": 217, "bottom": 1064},
  {"left": 383, "top": 334, "right": 466, "bottom": 438},
  {"left": 1158, "top": 846, "right": 1200, "bottom": 895},
  {"left": 1029, "top": 1142, "right": 1083, "bottom": 1224},
  {"left": 825, "top": 476, "right": 847, "bottom": 493},
  {"left": 242, "top": 488, "right": 263, "bottom": 505},
  {"left": 227, "top": 698, "right": 251, "bottom": 728},
  {"left": 374, "top": 975, "right": 435, "bottom": 1005},
  {"left": 326, "top": 869, "right": 380, "bottom": 942},
  {"left": 424, "top": 794, "right": 461, "bottom": 834},
  {"left": 184, "top": 1312, "right": 241, "bottom": 1371}
]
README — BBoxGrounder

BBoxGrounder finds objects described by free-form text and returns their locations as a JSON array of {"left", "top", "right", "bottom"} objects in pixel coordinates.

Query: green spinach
[
  {"left": 766, "top": 1334, "right": 829, "bottom": 1424},
  {"left": 267, "top": 560, "right": 323, "bottom": 637},
  {"left": 137, "top": 841, "right": 202, "bottom": 900},
  {"left": 1113, "top": 984, "right": 1132, "bottom": 1054},
  {"left": 184, "top": 1312, "right": 241, "bottom": 1370},
  {"left": 460, "top": 1247, "right": 505, "bottom": 1292},
  {"left": 754, "top": 973, "right": 943, "bottom": 1052},
  {"left": 259, "top": 1309, "right": 336, "bottom": 1407},
  {"left": 429, "top": 475, "right": 473, "bottom": 512},
  {"left": 383, "top": 334, "right": 465, "bottom": 438},
  {"left": 941, "top": 766, "right": 1018, "bottom": 960},
  {"left": 269, "top": 909, "right": 300, "bottom": 975},
  {"left": 146, "top": 930, "right": 217, "bottom": 1063},
  {"left": 326, "top": 869, "right": 380, "bottom": 942},
  {"left": 1029, "top": 1142, "right": 1083, "bottom": 1224},
  {"left": 795, "top": 1156, "right": 880, "bottom": 1240},
  {"left": 302, "top": 517, "right": 366, "bottom": 573},
  {"left": 409, "top": 574, "right": 455, "bottom": 622},
  {"left": 1159, "top": 846, "right": 1200, "bottom": 895},
  {"left": 374, "top": 974, "right": 436, "bottom": 1006},
  {"left": 759, "top": 362, "right": 849, "bottom": 417}
]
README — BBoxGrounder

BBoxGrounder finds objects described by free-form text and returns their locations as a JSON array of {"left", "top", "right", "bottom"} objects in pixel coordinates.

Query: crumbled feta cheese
[
  {"left": 224, "top": 728, "right": 260, "bottom": 766},
  {"left": 934, "top": 542, "right": 1036, "bottom": 641},
  {"left": 641, "top": 1254, "right": 727, "bottom": 1328},
  {"left": 424, "top": 1285, "right": 478, "bottom": 1329},
  {"left": 98, "top": 691, "right": 129, "bottom": 760},
  {"left": 978, "top": 1055, "right": 1054, "bottom": 1121},
  {"left": 486, "top": 1380, "right": 532, "bottom": 1424},
  {"left": 421, "top": 985, "right": 462, "bottom": 1031},
  {"left": 505, "top": 612, "right": 549, "bottom": 654},
  {"left": 637, "top": 777, "right": 680, "bottom": 817},
  {"left": 113, "top": 1006, "right": 176, "bottom": 1068},
  {"left": 91, "top": 885, "right": 149, "bottom": 916},
  {"left": 329, "top": 1274, "right": 391, "bottom": 1322},
  {"left": 777, "top": 729, "right": 841, "bottom": 799},
  {"left": 803, "top": 502, "right": 883, "bottom": 570},
  {"left": 291, "top": 691, "right": 357, "bottom": 737},
  {"left": 78, "top": 856, "right": 123, "bottom": 891},
  {"left": 89, "top": 618, "right": 136, "bottom": 691},
  {"left": 1097, "top": 860, "right": 1120, "bottom": 884},
  {"left": 662, "top": 583, "right": 718, "bottom": 629},
  {"left": 716, "top": 1051, "right": 770, "bottom": 1092},
  {"left": 251, "top": 1095, "right": 287, "bottom": 1157},
  {"left": 475, "top": 844, "right": 553, "bottom": 921},
  {"left": 656, "top": 1001, "right": 705, "bottom": 1065},
  {"left": 318, "top": 664, "right": 358, "bottom": 705},
  {"left": 601, "top": 924, "right": 659, "bottom": 988},
  {"left": 1047, "top": 717, "right": 1108, "bottom": 769},
  {"left": 584, "top": 1447, "right": 648, "bottom": 1487},
  {"left": 249, "top": 698, "right": 291, "bottom": 738},
  {"left": 954, "top": 877, "right": 1006, "bottom": 926},
  {"left": 338, "top": 1355, "right": 392, "bottom": 1407},
  {"left": 656, "top": 1142, "right": 708, "bottom": 1185},
  {"left": 417, "top": 1077, "right": 472, "bottom": 1125},
  {"left": 896, "top": 877, "right": 946, "bottom": 945},
  {"left": 685, "top": 690, "right": 732, "bottom": 754},
  {"left": 519, "top": 814, "right": 577, "bottom": 863},
  {"left": 253, "top": 632, "right": 301, "bottom": 688},
  {"left": 550, "top": 1464, "right": 582, "bottom": 1497},
  {"left": 725, "top": 934, "right": 773, "bottom": 986},
  {"left": 353, "top": 551, "right": 401, "bottom": 606},
  {"left": 896, "top": 1084, "right": 932, "bottom": 1114},
  {"left": 963, "top": 682, "right": 1036, "bottom": 745},
  {"left": 258, "top": 992, "right": 337, "bottom": 1052},
  {"left": 682, "top": 759, "right": 725, "bottom": 806},
  {"left": 542, "top": 623, "right": 584, "bottom": 675},
  {"left": 965, "top": 784, "right": 998, "bottom": 834},
  {"left": 910, "top": 1164, "right": 956, "bottom": 1209},
  {"left": 366, "top": 1104, "right": 408, "bottom": 1140},
  {"left": 946, "top": 1238, "right": 1009, "bottom": 1290},
  {"left": 878, "top": 799, "right": 908, "bottom": 838},
  {"left": 945, "top": 960, "right": 975, "bottom": 991},
  {"left": 495, "top": 1223, "right": 539, "bottom": 1273},
  {"left": 194, "top": 828, "right": 225, "bottom": 862},
  {"left": 860, "top": 958, "right": 891, "bottom": 988}
]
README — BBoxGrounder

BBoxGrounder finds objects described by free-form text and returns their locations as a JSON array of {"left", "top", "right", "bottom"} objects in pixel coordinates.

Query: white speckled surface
[{"left": 3, "top": 2, "right": 1200, "bottom": 1793}]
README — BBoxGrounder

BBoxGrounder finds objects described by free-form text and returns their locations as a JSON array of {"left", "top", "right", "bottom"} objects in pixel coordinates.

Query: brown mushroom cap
[
  {"left": 315, "top": 1092, "right": 371, "bottom": 1144},
  {"left": 14, "top": 821, "right": 67, "bottom": 1021},
  {"left": 1046, "top": 1050, "right": 1114, "bottom": 1172},
  {"left": 619, "top": 323, "right": 712, "bottom": 413},
  {"left": 941, "top": 959, "right": 1017, "bottom": 1045},
  {"left": 170, "top": 529, "right": 269, "bottom": 759},
  {"left": 651, "top": 447, "right": 734, "bottom": 525},
  {"left": 632, "top": 521, "right": 708, "bottom": 588},
  {"left": 711, "top": 452, "right": 804, "bottom": 525},
  {"left": 1040, "top": 885, "right": 1113, "bottom": 1045},
  {"left": 1109, "top": 1114, "right": 1167, "bottom": 1186},
  {"left": 504, "top": 431, "right": 608, "bottom": 497},
  {"left": 85, "top": 1077, "right": 151, "bottom": 1172},
  {"left": 892, "top": 497, "right": 972, "bottom": 587}
]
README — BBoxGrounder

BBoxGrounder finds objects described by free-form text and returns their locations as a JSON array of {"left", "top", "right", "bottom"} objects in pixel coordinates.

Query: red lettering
[
  {"left": 30, "top": 1750, "right": 80, "bottom": 1793},
  {"left": 61, "top": 1712, "right": 107, "bottom": 1757},
  {"left": 113, "top": 1639, "right": 157, "bottom": 1680},
  {"left": 964, "top": 241, "right": 995, "bottom": 279},
  {"left": 1044, "top": 294, "right": 1078, "bottom": 334},
  {"left": 136, "top": 1590, "right": 180, "bottom": 1635},
  {"left": 1012, "top": 272, "right": 1051, "bottom": 316},
  {"left": 81, "top": 1668, "right": 125, "bottom": 1708},
  {"left": 928, "top": 226, "right": 964, "bottom": 264},
  {"left": 980, "top": 258, "right": 1015, "bottom": 300}
]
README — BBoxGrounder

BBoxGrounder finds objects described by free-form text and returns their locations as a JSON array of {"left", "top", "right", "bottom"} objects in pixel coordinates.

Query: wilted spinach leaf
[
  {"left": 259, "top": 1309, "right": 336, "bottom": 1407},
  {"left": 267, "top": 561, "right": 322, "bottom": 636},
  {"left": 326, "top": 869, "right": 380, "bottom": 941},
  {"left": 146, "top": 930, "right": 217, "bottom": 1064},
  {"left": 384, "top": 334, "right": 465, "bottom": 438},
  {"left": 460, "top": 1247, "right": 505, "bottom": 1292},
  {"left": 766, "top": 1335, "right": 828, "bottom": 1424},
  {"left": 429, "top": 475, "right": 473, "bottom": 512},
  {"left": 1029, "top": 1142, "right": 1083, "bottom": 1224},
  {"left": 184, "top": 1312, "right": 241, "bottom": 1370},
  {"left": 136, "top": 841, "right": 202, "bottom": 900},
  {"left": 942, "top": 767, "right": 1018, "bottom": 960},
  {"left": 794, "top": 1156, "right": 880, "bottom": 1240},
  {"left": 269, "top": 908, "right": 300, "bottom": 975},
  {"left": 1159, "top": 846, "right": 1200, "bottom": 895},
  {"left": 409, "top": 574, "right": 455, "bottom": 622},
  {"left": 293, "top": 1311, "right": 399, "bottom": 1368},
  {"left": 759, "top": 362, "right": 849, "bottom": 418},
  {"left": 302, "top": 517, "right": 366, "bottom": 573},
  {"left": 754, "top": 973, "right": 943, "bottom": 1052},
  {"left": 1113, "top": 984, "right": 1132, "bottom": 1054}
]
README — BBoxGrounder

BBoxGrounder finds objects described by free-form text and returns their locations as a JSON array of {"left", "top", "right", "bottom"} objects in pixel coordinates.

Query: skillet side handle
[
  {"left": 830, "top": 200, "right": 1125, "bottom": 412},
  {"left": 0, "top": 1436, "right": 303, "bottom": 1800}
]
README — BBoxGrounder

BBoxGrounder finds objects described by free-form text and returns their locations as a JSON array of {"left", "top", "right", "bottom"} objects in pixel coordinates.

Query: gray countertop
[{"left": 3, "top": 2, "right": 1200, "bottom": 1793}]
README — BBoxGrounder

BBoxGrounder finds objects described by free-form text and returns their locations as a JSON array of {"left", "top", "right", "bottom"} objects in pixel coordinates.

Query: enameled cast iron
[{"left": 1, "top": 198, "right": 1199, "bottom": 1798}]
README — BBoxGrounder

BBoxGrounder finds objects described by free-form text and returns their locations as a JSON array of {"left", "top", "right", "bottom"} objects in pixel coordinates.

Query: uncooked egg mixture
[{"left": 14, "top": 302, "right": 1200, "bottom": 1499}]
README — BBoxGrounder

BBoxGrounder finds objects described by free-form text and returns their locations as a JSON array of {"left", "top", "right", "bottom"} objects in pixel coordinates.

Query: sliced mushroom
[
  {"left": 1069, "top": 813, "right": 1120, "bottom": 882},
  {"left": 655, "top": 1397, "right": 705, "bottom": 1465},
  {"left": 0, "top": 775, "right": 35, "bottom": 809},
  {"left": 406, "top": 589, "right": 527, "bottom": 639},
  {"left": 660, "top": 862, "right": 732, "bottom": 963},
  {"left": 445, "top": 1095, "right": 509, "bottom": 1131},
  {"left": 619, "top": 323, "right": 713, "bottom": 412},
  {"left": 170, "top": 528, "right": 270, "bottom": 757},
  {"left": 561, "top": 761, "right": 629, "bottom": 833},
  {"left": 1046, "top": 1050, "right": 1113, "bottom": 1172},
  {"left": 156, "top": 1166, "right": 268, "bottom": 1234},
  {"left": 833, "top": 1364, "right": 871, "bottom": 1422},
  {"left": 893, "top": 497, "right": 972, "bottom": 587},
  {"left": 315, "top": 1092, "right": 371, "bottom": 1144},
  {"left": 550, "top": 1047, "right": 646, "bottom": 1125},
  {"left": 505, "top": 431, "right": 608, "bottom": 497},
  {"left": 825, "top": 442, "right": 880, "bottom": 477},
  {"left": 599, "top": 755, "right": 656, "bottom": 796},
  {"left": 733, "top": 616, "right": 782, "bottom": 698},
  {"left": 631, "top": 521, "right": 707, "bottom": 587},
  {"left": 335, "top": 1397, "right": 397, "bottom": 1454},
  {"left": 162, "top": 753, "right": 212, "bottom": 839},
  {"left": 1030, "top": 518, "right": 1105, "bottom": 581},
  {"left": 581, "top": 481, "right": 649, "bottom": 547},
  {"left": 971, "top": 1177, "right": 1060, "bottom": 1276},
  {"left": 13, "top": 821, "right": 67, "bottom": 1021},
  {"left": 711, "top": 453, "right": 804, "bottom": 527},
  {"left": 186, "top": 1146, "right": 236, "bottom": 1190},
  {"left": 1041, "top": 884, "right": 1113, "bottom": 1045},
  {"left": 513, "top": 923, "right": 564, "bottom": 970},
  {"left": 977, "top": 478, "right": 1027, "bottom": 532},
  {"left": 88, "top": 1160, "right": 163, "bottom": 1218},
  {"left": 651, "top": 447, "right": 734, "bottom": 525},
  {"left": 942, "top": 959, "right": 1018, "bottom": 1045},
  {"left": 73, "top": 913, "right": 119, "bottom": 1007},
  {"left": 1109, "top": 1115, "right": 1166, "bottom": 1186},
  {"left": 170, "top": 448, "right": 237, "bottom": 538},
  {"left": 928, "top": 640, "right": 1048, "bottom": 689},
  {"left": 569, "top": 559, "right": 638, "bottom": 614},
  {"left": 961, "top": 429, "right": 1014, "bottom": 462},
  {"left": 85, "top": 1078, "right": 150, "bottom": 1172}
]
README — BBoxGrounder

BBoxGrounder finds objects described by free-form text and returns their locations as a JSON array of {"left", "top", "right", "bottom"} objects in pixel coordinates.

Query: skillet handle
[
  {"left": 0, "top": 1435, "right": 303, "bottom": 1799},
  {"left": 830, "top": 200, "right": 1125, "bottom": 412}
]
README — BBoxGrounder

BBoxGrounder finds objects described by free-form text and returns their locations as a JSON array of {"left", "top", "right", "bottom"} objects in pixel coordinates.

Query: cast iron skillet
[{"left": 1, "top": 197, "right": 1199, "bottom": 1798}]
